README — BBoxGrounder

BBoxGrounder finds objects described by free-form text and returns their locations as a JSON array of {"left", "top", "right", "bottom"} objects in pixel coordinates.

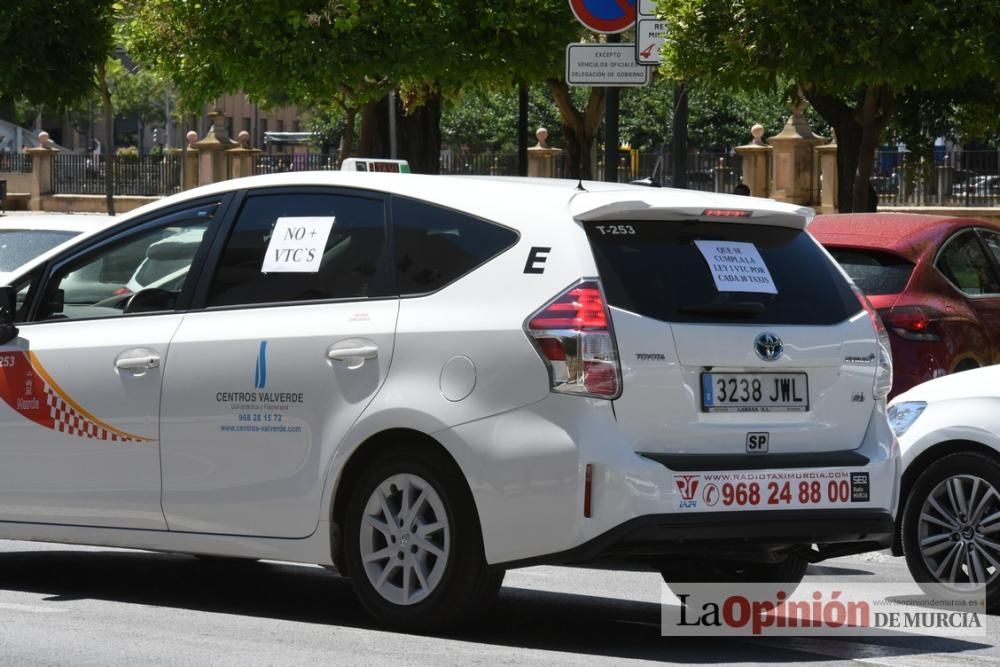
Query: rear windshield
[
  {"left": 585, "top": 220, "right": 860, "bottom": 325},
  {"left": 0, "top": 230, "right": 79, "bottom": 271},
  {"left": 826, "top": 247, "right": 914, "bottom": 296}
]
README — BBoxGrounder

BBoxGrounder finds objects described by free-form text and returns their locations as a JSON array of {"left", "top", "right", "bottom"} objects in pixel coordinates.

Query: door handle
[
  {"left": 326, "top": 339, "right": 379, "bottom": 367},
  {"left": 115, "top": 350, "right": 161, "bottom": 373}
]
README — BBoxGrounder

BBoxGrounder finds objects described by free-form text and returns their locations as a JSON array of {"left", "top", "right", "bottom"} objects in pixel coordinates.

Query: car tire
[
  {"left": 902, "top": 451, "right": 1000, "bottom": 613},
  {"left": 662, "top": 554, "right": 808, "bottom": 594},
  {"left": 343, "top": 445, "right": 504, "bottom": 632}
]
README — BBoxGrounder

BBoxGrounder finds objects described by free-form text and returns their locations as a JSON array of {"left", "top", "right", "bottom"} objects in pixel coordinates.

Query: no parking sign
[{"left": 568, "top": 0, "right": 636, "bottom": 34}]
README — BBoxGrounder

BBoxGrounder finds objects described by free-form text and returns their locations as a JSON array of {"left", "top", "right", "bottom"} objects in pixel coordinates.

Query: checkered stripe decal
[
  {"left": 45, "top": 386, "right": 139, "bottom": 442},
  {"left": 0, "top": 349, "right": 153, "bottom": 443}
]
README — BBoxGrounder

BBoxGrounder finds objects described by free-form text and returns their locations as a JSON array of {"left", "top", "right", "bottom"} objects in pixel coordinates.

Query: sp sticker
[{"left": 746, "top": 432, "right": 769, "bottom": 453}]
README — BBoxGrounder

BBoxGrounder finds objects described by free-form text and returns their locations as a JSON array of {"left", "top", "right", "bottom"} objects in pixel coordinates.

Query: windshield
[{"left": 0, "top": 230, "right": 79, "bottom": 271}]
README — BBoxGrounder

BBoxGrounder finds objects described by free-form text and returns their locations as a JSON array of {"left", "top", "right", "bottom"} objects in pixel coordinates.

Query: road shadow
[{"left": 0, "top": 547, "right": 989, "bottom": 663}]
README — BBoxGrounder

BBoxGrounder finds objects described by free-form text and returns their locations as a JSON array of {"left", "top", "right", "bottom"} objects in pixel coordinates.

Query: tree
[
  {"left": 0, "top": 0, "right": 115, "bottom": 122},
  {"left": 109, "top": 59, "right": 168, "bottom": 154},
  {"left": 657, "top": 0, "right": 1000, "bottom": 211},
  {"left": 120, "top": 1, "right": 591, "bottom": 173}
]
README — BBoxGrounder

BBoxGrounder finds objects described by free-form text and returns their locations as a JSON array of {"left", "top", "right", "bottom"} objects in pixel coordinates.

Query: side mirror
[{"left": 0, "top": 285, "right": 19, "bottom": 345}]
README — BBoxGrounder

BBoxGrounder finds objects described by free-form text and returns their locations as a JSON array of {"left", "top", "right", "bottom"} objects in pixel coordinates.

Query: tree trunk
[
  {"left": 97, "top": 61, "right": 115, "bottom": 216},
  {"left": 547, "top": 79, "right": 605, "bottom": 180},
  {"left": 852, "top": 85, "right": 892, "bottom": 213},
  {"left": 358, "top": 92, "right": 443, "bottom": 174},
  {"left": 805, "top": 86, "right": 892, "bottom": 213},
  {"left": 397, "top": 93, "right": 441, "bottom": 174},
  {"left": 358, "top": 96, "right": 389, "bottom": 158},
  {"left": 338, "top": 107, "right": 356, "bottom": 158}
]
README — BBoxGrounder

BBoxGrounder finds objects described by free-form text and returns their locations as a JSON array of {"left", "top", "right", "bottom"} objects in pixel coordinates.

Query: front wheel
[
  {"left": 343, "top": 446, "right": 504, "bottom": 632},
  {"left": 901, "top": 452, "right": 1000, "bottom": 612}
]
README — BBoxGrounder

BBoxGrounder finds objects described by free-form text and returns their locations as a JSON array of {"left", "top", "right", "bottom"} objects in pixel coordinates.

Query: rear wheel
[
  {"left": 343, "top": 446, "right": 504, "bottom": 631},
  {"left": 901, "top": 452, "right": 1000, "bottom": 612}
]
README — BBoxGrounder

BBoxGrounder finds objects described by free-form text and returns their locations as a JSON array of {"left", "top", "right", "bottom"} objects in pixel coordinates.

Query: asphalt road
[{"left": 0, "top": 540, "right": 995, "bottom": 666}]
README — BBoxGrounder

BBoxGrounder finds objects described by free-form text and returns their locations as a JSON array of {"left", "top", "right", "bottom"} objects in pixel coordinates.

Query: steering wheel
[{"left": 123, "top": 288, "right": 178, "bottom": 314}]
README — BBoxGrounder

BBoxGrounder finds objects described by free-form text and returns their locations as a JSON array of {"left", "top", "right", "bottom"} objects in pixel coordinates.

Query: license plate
[
  {"left": 673, "top": 470, "right": 870, "bottom": 512},
  {"left": 701, "top": 372, "right": 808, "bottom": 412}
]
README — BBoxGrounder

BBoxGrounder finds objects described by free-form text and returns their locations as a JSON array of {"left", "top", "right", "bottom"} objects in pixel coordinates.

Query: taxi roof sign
[{"left": 341, "top": 158, "right": 411, "bottom": 173}]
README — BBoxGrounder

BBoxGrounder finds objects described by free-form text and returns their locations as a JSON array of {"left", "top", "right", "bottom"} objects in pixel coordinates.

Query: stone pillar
[
  {"left": 527, "top": 128, "right": 562, "bottom": 178},
  {"left": 735, "top": 124, "right": 772, "bottom": 198},
  {"left": 815, "top": 141, "right": 838, "bottom": 214},
  {"left": 228, "top": 131, "right": 261, "bottom": 180},
  {"left": 182, "top": 131, "right": 200, "bottom": 191},
  {"left": 191, "top": 110, "right": 239, "bottom": 186},
  {"left": 768, "top": 106, "right": 827, "bottom": 205},
  {"left": 26, "top": 131, "right": 56, "bottom": 211}
]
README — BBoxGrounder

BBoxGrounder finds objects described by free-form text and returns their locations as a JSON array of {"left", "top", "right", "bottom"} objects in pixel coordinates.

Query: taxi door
[
  {"left": 159, "top": 188, "right": 396, "bottom": 538},
  {"left": 0, "top": 200, "right": 225, "bottom": 529}
]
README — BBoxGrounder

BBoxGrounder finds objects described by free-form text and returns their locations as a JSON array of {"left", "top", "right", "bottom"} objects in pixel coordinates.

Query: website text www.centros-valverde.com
[
  {"left": 220, "top": 424, "right": 303, "bottom": 433},
  {"left": 661, "top": 583, "right": 987, "bottom": 637}
]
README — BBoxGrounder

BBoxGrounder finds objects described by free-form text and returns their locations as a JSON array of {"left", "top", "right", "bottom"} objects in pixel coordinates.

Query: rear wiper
[{"left": 676, "top": 302, "right": 765, "bottom": 319}]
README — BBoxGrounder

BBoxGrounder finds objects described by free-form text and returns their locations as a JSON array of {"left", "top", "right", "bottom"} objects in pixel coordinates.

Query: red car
[{"left": 810, "top": 213, "right": 1000, "bottom": 398}]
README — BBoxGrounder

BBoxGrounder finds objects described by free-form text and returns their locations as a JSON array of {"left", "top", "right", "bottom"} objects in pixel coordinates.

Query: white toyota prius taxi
[{"left": 0, "top": 172, "right": 898, "bottom": 630}]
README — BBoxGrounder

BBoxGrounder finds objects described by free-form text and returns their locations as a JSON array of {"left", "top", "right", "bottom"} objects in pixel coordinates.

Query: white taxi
[{"left": 0, "top": 173, "right": 898, "bottom": 630}]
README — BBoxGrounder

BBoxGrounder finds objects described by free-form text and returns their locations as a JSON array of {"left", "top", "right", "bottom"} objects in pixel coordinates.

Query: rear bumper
[
  {"left": 495, "top": 508, "right": 894, "bottom": 569},
  {"left": 437, "top": 394, "right": 899, "bottom": 566}
]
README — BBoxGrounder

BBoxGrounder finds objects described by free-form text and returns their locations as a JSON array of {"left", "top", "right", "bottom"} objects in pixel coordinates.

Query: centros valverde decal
[{"left": 0, "top": 350, "right": 153, "bottom": 443}]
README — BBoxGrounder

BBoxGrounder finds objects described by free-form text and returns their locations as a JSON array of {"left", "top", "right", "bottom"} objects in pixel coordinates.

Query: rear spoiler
[{"left": 570, "top": 193, "right": 813, "bottom": 230}]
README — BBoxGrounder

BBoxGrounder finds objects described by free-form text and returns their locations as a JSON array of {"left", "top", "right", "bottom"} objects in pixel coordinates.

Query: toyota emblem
[{"left": 754, "top": 332, "right": 783, "bottom": 361}]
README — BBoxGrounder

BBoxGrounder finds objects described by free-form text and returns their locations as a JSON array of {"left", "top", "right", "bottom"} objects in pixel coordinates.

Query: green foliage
[
  {"left": 119, "top": 1, "right": 579, "bottom": 113},
  {"left": 440, "top": 86, "right": 563, "bottom": 151},
  {"left": 0, "top": 0, "right": 116, "bottom": 111},
  {"left": 108, "top": 59, "right": 168, "bottom": 128},
  {"left": 441, "top": 81, "right": 805, "bottom": 153},
  {"left": 656, "top": 0, "right": 1000, "bottom": 95}
]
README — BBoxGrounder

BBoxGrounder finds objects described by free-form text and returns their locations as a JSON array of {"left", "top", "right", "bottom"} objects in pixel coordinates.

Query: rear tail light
[
  {"left": 854, "top": 287, "right": 893, "bottom": 400},
  {"left": 878, "top": 305, "right": 942, "bottom": 341},
  {"left": 526, "top": 280, "right": 621, "bottom": 398}
]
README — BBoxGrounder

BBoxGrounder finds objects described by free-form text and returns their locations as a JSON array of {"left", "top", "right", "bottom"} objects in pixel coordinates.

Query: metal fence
[
  {"left": 874, "top": 150, "right": 1000, "bottom": 207},
  {"left": 52, "top": 154, "right": 182, "bottom": 196},
  {"left": 253, "top": 153, "right": 342, "bottom": 175},
  {"left": 0, "top": 153, "right": 32, "bottom": 173}
]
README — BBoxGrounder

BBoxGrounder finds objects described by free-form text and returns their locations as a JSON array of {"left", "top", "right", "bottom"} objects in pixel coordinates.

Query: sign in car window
[
  {"left": 694, "top": 240, "right": 777, "bottom": 294},
  {"left": 261, "top": 217, "right": 335, "bottom": 273}
]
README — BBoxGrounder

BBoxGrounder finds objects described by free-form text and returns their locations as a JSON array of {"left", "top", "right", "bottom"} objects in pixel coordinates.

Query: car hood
[{"left": 893, "top": 364, "right": 1000, "bottom": 404}]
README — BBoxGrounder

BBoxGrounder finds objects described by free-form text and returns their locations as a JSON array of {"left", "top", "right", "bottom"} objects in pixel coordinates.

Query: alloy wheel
[
  {"left": 358, "top": 473, "right": 450, "bottom": 606},
  {"left": 918, "top": 474, "right": 1000, "bottom": 587}
]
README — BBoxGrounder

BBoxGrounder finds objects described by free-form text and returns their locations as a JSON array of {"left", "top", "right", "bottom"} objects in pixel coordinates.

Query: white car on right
[{"left": 890, "top": 366, "right": 1000, "bottom": 610}]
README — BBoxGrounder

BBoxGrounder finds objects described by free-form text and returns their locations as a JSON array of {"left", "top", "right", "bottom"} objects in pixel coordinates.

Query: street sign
[
  {"left": 568, "top": 0, "right": 636, "bottom": 34},
  {"left": 636, "top": 18, "right": 668, "bottom": 65},
  {"left": 638, "top": 0, "right": 657, "bottom": 16},
  {"left": 566, "top": 43, "right": 651, "bottom": 87}
]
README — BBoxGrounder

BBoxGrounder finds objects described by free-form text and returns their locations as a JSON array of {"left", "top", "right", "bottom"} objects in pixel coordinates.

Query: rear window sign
[
  {"left": 694, "top": 240, "right": 777, "bottom": 294},
  {"left": 261, "top": 217, "right": 335, "bottom": 273}
]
